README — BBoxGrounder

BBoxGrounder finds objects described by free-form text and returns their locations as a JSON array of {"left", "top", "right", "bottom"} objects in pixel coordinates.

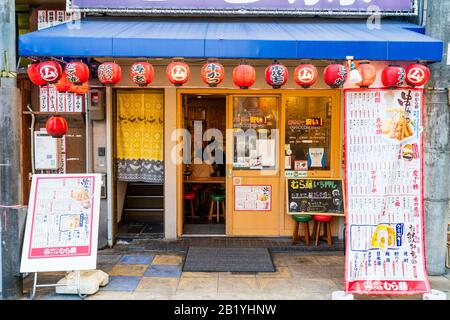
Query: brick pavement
[{"left": 21, "top": 247, "right": 450, "bottom": 300}]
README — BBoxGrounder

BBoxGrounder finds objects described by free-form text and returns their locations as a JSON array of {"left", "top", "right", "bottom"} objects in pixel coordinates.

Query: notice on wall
[
  {"left": 39, "top": 87, "right": 84, "bottom": 113},
  {"left": 344, "top": 89, "right": 430, "bottom": 295},
  {"left": 20, "top": 174, "right": 101, "bottom": 272},
  {"left": 234, "top": 185, "right": 272, "bottom": 211},
  {"left": 286, "top": 178, "right": 344, "bottom": 216}
]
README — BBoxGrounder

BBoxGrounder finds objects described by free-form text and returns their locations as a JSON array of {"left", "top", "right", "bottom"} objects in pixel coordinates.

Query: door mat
[
  {"left": 183, "top": 224, "right": 226, "bottom": 235},
  {"left": 182, "top": 247, "right": 275, "bottom": 272}
]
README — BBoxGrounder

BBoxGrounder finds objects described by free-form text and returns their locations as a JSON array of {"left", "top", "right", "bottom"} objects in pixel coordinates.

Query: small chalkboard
[{"left": 286, "top": 178, "right": 345, "bottom": 216}]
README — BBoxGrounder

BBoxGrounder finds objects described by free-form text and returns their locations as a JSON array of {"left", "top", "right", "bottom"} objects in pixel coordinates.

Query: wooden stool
[
  {"left": 312, "top": 215, "right": 333, "bottom": 246},
  {"left": 292, "top": 215, "right": 312, "bottom": 245},
  {"left": 191, "top": 184, "right": 203, "bottom": 207},
  {"left": 208, "top": 194, "right": 225, "bottom": 223},
  {"left": 183, "top": 192, "right": 196, "bottom": 219}
]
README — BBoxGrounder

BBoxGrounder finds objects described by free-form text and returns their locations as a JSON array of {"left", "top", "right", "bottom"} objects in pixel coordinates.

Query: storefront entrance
[
  {"left": 177, "top": 89, "right": 341, "bottom": 238},
  {"left": 182, "top": 94, "right": 227, "bottom": 235}
]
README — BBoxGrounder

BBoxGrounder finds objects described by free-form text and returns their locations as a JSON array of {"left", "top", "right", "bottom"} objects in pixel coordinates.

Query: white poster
[
  {"left": 20, "top": 174, "right": 102, "bottom": 272},
  {"left": 234, "top": 185, "right": 271, "bottom": 211},
  {"left": 344, "top": 89, "right": 430, "bottom": 295},
  {"left": 39, "top": 86, "right": 49, "bottom": 112}
]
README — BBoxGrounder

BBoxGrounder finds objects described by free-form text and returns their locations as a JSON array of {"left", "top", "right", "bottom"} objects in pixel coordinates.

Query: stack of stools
[
  {"left": 183, "top": 191, "right": 197, "bottom": 219},
  {"left": 312, "top": 215, "right": 333, "bottom": 246},
  {"left": 208, "top": 193, "right": 225, "bottom": 223},
  {"left": 292, "top": 215, "right": 312, "bottom": 245}
]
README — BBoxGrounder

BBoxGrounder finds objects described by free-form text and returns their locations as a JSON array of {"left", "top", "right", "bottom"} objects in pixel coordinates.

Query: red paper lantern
[
  {"left": 54, "top": 73, "right": 72, "bottom": 93},
  {"left": 294, "top": 64, "right": 318, "bottom": 88},
  {"left": 405, "top": 63, "right": 430, "bottom": 87},
  {"left": 167, "top": 61, "right": 190, "bottom": 86},
  {"left": 356, "top": 61, "right": 377, "bottom": 88},
  {"left": 98, "top": 62, "right": 122, "bottom": 85},
  {"left": 201, "top": 62, "right": 225, "bottom": 87},
  {"left": 65, "top": 61, "right": 90, "bottom": 85},
  {"left": 27, "top": 63, "right": 47, "bottom": 86},
  {"left": 381, "top": 65, "right": 406, "bottom": 88},
  {"left": 45, "top": 116, "right": 68, "bottom": 138},
  {"left": 324, "top": 64, "right": 348, "bottom": 88},
  {"left": 69, "top": 82, "right": 89, "bottom": 95},
  {"left": 130, "top": 62, "right": 154, "bottom": 86},
  {"left": 38, "top": 61, "right": 62, "bottom": 84},
  {"left": 233, "top": 62, "right": 256, "bottom": 89},
  {"left": 265, "top": 61, "right": 288, "bottom": 89}
]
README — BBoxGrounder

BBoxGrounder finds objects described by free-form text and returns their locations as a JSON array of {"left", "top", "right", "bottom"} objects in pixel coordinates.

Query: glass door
[{"left": 226, "top": 95, "right": 281, "bottom": 236}]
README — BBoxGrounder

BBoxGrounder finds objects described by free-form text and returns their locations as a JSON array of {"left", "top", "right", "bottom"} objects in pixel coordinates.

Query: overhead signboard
[
  {"left": 344, "top": 89, "right": 430, "bottom": 295},
  {"left": 67, "top": 0, "right": 416, "bottom": 16},
  {"left": 20, "top": 174, "right": 102, "bottom": 273}
]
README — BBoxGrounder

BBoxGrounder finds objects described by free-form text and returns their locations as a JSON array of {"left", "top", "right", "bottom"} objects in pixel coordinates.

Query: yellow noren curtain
[{"left": 116, "top": 90, "right": 164, "bottom": 183}]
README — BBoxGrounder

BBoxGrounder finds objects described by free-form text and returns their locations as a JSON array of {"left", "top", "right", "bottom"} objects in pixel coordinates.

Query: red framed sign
[
  {"left": 344, "top": 88, "right": 430, "bottom": 295},
  {"left": 20, "top": 174, "right": 102, "bottom": 272}
]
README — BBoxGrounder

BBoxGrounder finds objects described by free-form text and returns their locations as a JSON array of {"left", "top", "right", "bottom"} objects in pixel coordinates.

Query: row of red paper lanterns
[{"left": 29, "top": 60, "right": 431, "bottom": 93}]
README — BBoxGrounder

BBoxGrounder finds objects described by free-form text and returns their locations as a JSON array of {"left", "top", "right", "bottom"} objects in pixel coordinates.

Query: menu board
[
  {"left": 40, "top": 87, "right": 84, "bottom": 113},
  {"left": 234, "top": 185, "right": 272, "bottom": 211},
  {"left": 286, "top": 179, "right": 344, "bottom": 216},
  {"left": 20, "top": 174, "right": 101, "bottom": 272},
  {"left": 344, "top": 89, "right": 430, "bottom": 295}
]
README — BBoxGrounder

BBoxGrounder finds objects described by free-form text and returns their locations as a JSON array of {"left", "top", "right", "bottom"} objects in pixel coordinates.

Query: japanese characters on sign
[
  {"left": 234, "top": 185, "right": 272, "bottom": 211},
  {"left": 344, "top": 89, "right": 430, "bottom": 295},
  {"left": 20, "top": 174, "right": 102, "bottom": 272},
  {"left": 39, "top": 87, "right": 84, "bottom": 112},
  {"left": 287, "top": 178, "right": 344, "bottom": 216}
]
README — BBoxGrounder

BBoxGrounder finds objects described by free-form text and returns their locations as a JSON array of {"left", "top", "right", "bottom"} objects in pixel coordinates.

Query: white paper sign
[
  {"left": 344, "top": 89, "right": 430, "bottom": 295},
  {"left": 20, "top": 174, "right": 102, "bottom": 272},
  {"left": 234, "top": 185, "right": 271, "bottom": 211}
]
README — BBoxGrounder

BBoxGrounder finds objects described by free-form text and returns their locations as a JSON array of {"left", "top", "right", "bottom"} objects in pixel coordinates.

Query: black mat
[
  {"left": 182, "top": 247, "right": 275, "bottom": 272},
  {"left": 183, "top": 224, "right": 226, "bottom": 235}
]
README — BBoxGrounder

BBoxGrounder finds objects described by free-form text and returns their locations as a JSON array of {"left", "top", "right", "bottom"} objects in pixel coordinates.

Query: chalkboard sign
[{"left": 286, "top": 178, "right": 345, "bottom": 216}]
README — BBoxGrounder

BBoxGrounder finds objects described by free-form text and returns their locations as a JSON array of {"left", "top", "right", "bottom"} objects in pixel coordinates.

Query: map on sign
[{"left": 20, "top": 174, "right": 102, "bottom": 273}]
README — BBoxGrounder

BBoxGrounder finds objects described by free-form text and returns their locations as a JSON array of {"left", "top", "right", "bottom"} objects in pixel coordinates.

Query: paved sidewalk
[{"left": 22, "top": 249, "right": 450, "bottom": 300}]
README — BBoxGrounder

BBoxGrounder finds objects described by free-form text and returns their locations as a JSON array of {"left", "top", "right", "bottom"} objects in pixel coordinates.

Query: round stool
[
  {"left": 183, "top": 192, "right": 196, "bottom": 219},
  {"left": 208, "top": 194, "right": 225, "bottom": 223},
  {"left": 312, "top": 215, "right": 333, "bottom": 246},
  {"left": 191, "top": 184, "right": 203, "bottom": 207},
  {"left": 292, "top": 215, "right": 312, "bottom": 245}
]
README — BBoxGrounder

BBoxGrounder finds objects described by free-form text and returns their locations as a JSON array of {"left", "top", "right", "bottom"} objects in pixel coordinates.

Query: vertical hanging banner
[
  {"left": 344, "top": 88, "right": 430, "bottom": 295},
  {"left": 20, "top": 174, "right": 102, "bottom": 272}
]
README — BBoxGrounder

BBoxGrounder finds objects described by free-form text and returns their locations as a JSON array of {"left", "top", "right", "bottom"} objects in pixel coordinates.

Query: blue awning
[{"left": 19, "top": 17, "right": 443, "bottom": 61}]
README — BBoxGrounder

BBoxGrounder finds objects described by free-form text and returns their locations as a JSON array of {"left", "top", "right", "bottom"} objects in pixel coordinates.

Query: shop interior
[{"left": 182, "top": 95, "right": 227, "bottom": 235}]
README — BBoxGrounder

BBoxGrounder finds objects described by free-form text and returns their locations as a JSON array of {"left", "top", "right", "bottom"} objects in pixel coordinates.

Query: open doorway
[{"left": 182, "top": 94, "right": 227, "bottom": 235}]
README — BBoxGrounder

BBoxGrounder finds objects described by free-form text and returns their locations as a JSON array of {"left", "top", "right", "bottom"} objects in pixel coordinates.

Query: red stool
[
  {"left": 312, "top": 215, "right": 333, "bottom": 246},
  {"left": 191, "top": 184, "right": 203, "bottom": 207},
  {"left": 183, "top": 192, "right": 196, "bottom": 219}
]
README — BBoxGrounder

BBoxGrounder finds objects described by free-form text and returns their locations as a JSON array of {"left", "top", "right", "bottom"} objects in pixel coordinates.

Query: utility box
[
  {"left": 88, "top": 89, "right": 105, "bottom": 120},
  {"left": 34, "top": 131, "right": 61, "bottom": 170}
]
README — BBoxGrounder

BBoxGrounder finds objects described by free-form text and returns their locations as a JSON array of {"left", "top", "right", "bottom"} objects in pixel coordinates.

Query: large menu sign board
[
  {"left": 68, "top": 0, "right": 415, "bottom": 15},
  {"left": 20, "top": 174, "right": 101, "bottom": 272},
  {"left": 344, "top": 89, "right": 430, "bottom": 295}
]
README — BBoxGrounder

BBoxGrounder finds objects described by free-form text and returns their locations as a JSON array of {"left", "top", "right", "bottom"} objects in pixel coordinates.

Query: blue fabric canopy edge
[{"left": 19, "top": 17, "right": 443, "bottom": 62}]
